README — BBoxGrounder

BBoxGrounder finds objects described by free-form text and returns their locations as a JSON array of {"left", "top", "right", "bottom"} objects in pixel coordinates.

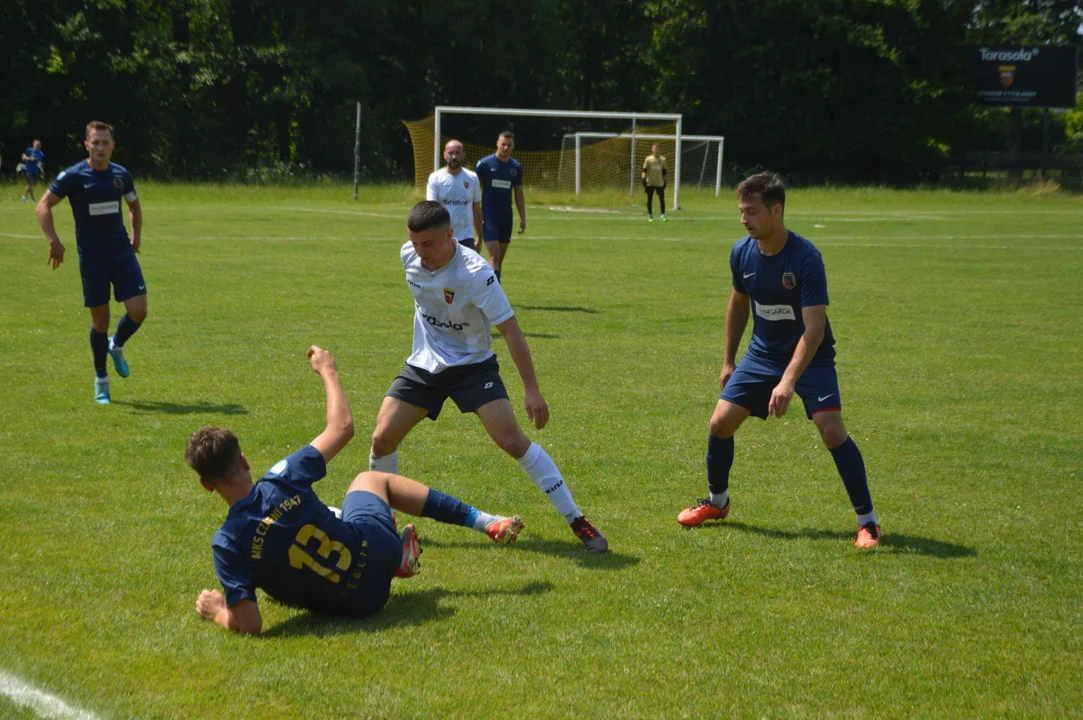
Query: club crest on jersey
[
  {"left": 510, "top": 169, "right": 518, "bottom": 177},
  {"left": 782, "top": 272, "right": 796, "bottom": 290},
  {"left": 463, "top": 181, "right": 470, "bottom": 189},
  {"left": 443, "top": 288, "right": 455, "bottom": 304},
  {"left": 113, "top": 177, "right": 123, "bottom": 189}
]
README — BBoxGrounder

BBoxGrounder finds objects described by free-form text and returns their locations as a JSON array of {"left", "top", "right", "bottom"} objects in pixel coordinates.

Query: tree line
[{"left": 2, "top": 0, "right": 1080, "bottom": 183}]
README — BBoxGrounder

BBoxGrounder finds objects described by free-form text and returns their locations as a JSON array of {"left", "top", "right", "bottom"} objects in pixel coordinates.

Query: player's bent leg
[
  {"left": 370, "top": 396, "right": 428, "bottom": 470},
  {"left": 475, "top": 397, "right": 531, "bottom": 458},
  {"left": 813, "top": 410, "right": 880, "bottom": 548},
  {"left": 485, "top": 240, "right": 504, "bottom": 272},
  {"left": 122, "top": 293, "right": 148, "bottom": 324},
  {"left": 679, "top": 400, "right": 751, "bottom": 527}
]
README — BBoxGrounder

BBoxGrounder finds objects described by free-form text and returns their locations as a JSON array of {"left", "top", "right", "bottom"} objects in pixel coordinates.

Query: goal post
[
  {"left": 564, "top": 132, "right": 725, "bottom": 197},
  {"left": 428, "top": 106, "right": 686, "bottom": 209}
]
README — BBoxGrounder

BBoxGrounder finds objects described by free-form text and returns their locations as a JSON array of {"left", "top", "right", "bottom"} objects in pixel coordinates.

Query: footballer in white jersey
[
  {"left": 426, "top": 140, "right": 483, "bottom": 251},
  {"left": 366, "top": 201, "right": 610, "bottom": 553},
  {"left": 401, "top": 240, "right": 512, "bottom": 374}
]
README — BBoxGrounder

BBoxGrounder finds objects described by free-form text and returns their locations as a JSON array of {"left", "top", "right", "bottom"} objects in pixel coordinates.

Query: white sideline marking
[
  {"left": 270, "top": 206, "right": 402, "bottom": 219},
  {"left": 0, "top": 671, "right": 99, "bottom": 720}
]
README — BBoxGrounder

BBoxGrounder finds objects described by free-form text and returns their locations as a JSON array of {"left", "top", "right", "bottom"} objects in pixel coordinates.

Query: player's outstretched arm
[
  {"left": 307, "top": 346, "right": 355, "bottom": 464},
  {"left": 36, "top": 191, "right": 65, "bottom": 269},
  {"left": 195, "top": 590, "right": 262, "bottom": 635},
  {"left": 721, "top": 288, "right": 751, "bottom": 389},
  {"left": 494, "top": 316, "right": 549, "bottom": 429}
]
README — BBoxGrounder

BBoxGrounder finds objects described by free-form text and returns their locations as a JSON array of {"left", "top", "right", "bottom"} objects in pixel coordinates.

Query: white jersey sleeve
[
  {"left": 471, "top": 268, "right": 513, "bottom": 325},
  {"left": 425, "top": 171, "right": 440, "bottom": 201}
]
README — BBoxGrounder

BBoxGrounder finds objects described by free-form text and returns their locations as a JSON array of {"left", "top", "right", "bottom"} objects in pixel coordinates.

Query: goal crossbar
[
  {"left": 434, "top": 105, "right": 686, "bottom": 208},
  {"left": 563, "top": 132, "right": 725, "bottom": 197}
]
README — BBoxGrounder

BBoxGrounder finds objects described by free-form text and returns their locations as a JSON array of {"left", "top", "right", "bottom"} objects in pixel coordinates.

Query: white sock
[
  {"left": 710, "top": 491, "right": 729, "bottom": 508},
  {"left": 369, "top": 449, "right": 399, "bottom": 474},
  {"left": 517, "top": 442, "right": 580, "bottom": 523},
  {"left": 95, "top": 376, "right": 109, "bottom": 386},
  {"left": 857, "top": 511, "right": 878, "bottom": 527},
  {"left": 472, "top": 511, "right": 500, "bottom": 533}
]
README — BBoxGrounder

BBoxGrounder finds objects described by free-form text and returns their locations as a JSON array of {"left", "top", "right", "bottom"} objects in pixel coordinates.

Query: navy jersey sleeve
[
  {"left": 49, "top": 168, "right": 78, "bottom": 199},
  {"left": 730, "top": 243, "right": 747, "bottom": 294},
  {"left": 263, "top": 445, "right": 326, "bottom": 490},
  {"left": 512, "top": 161, "right": 523, "bottom": 187},
  {"left": 121, "top": 169, "right": 136, "bottom": 197},
  {"left": 475, "top": 160, "right": 487, "bottom": 181},
  {"left": 212, "top": 537, "right": 256, "bottom": 607},
  {"left": 798, "top": 252, "right": 830, "bottom": 307}
]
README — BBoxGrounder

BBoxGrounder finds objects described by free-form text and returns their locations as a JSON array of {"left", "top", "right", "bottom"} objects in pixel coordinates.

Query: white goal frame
[
  {"left": 561, "top": 132, "right": 726, "bottom": 197},
  {"left": 434, "top": 105, "right": 686, "bottom": 208}
]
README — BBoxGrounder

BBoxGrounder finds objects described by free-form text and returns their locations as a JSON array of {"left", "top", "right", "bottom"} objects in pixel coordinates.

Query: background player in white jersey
[
  {"left": 368, "top": 201, "right": 608, "bottom": 552},
  {"left": 426, "top": 139, "right": 483, "bottom": 252}
]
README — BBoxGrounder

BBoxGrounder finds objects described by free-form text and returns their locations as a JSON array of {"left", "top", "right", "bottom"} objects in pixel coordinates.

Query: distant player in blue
[
  {"left": 475, "top": 131, "right": 526, "bottom": 283},
  {"left": 36, "top": 121, "right": 146, "bottom": 404},
  {"left": 188, "top": 346, "right": 524, "bottom": 635},
  {"left": 678, "top": 173, "right": 881, "bottom": 549},
  {"left": 20, "top": 139, "right": 44, "bottom": 202}
]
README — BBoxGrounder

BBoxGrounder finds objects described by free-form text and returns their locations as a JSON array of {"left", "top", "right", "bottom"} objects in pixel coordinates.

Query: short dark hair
[
  {"left": 407, "top": 200, "right": 451, "bottom": 233},
  {"left": 499, "top": 131, "right": 515, "bottom": 142},
  {"left": 185, "top": 426, "right": 242, "bottom": 481},
  {"left": 85, "top": 120, "right": 115, "bottom": 139},
  {"left": 737, "top": 172, "right": 786, "bottom": 209}
]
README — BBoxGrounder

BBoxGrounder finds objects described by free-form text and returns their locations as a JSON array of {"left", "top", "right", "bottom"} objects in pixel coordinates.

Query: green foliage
[{"left": 0, "top": 0, "right": 1080, "bottom": 182}]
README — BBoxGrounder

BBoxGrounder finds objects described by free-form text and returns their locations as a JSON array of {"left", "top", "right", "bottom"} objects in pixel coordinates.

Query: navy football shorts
[
  {"left": 79, "top": 249, "right": 146, "bottom": 308},
  {"left": 483, "top": 218, "right": 513, "bottom": 243},
  {"left": 720, "top": 353, "right": 842, "bottom": 420},
  {"left": 337, "top": 490, "right": 403, "bottom": 615}
]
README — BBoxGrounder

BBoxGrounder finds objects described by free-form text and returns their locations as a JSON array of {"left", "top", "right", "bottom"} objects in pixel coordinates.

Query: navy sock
[
  {"left": 829, "top": 437, "right": 873, "bottom": 515},
  {"left": 113, "top": 314, "right": 142, "bottom": 347},
  {"left": 89, "top": 329, "right": 109, "bottom": 379},
  {"left": 706, "top": 435, "right": 734, "bottom": 495},
  {"left": 494, "top": 270, "right": 502, "bottom": 283},
  {"left": 421, "top": 488, "right": 472, "bottom": 527}
]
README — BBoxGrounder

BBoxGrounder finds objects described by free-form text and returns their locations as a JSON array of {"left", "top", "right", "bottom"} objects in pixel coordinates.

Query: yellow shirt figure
[{"left": 641, "top": 145, "right": 668, "bottom": 221}]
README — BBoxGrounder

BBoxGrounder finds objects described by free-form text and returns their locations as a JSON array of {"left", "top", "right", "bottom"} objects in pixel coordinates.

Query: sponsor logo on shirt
[
  {"left": 443, "top": 287, "right": 455, "bottom": 304},
  {"left": 88, "top": 201, "right": 120, "bottom": 216},
  {"left": 490, "top": 179, "right": 512, "bottom": 190},
  {"left": 408, "top": 279, "right": 422, "bottom": 289},
  {"left": 422, "top": 312, "right": 468, "bottom": 331},
  {"left": 443, "top": 198, "right": 471, "bottom": 206},
  {"left": 754, "top": 302, "right": 796, "bottom": 322},
  {"left": 782, "top": 272, "right": 796, "bottom": 290}
]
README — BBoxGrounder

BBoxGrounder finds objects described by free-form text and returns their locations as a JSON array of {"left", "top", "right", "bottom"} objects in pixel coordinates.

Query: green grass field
[{"left": 1, "top": 182, "right": 1081, "bottom": 718}]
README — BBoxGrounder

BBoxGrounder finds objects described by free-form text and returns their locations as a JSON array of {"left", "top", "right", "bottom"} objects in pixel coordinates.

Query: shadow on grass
[
  {"left": 112, "top": 399, "right": 248, "bottom": 415},
  {"left": 519, "top": 305, "right": 599, "bottom": 314},
  {"left": 262, "top": 581, "right": 553, "bottom": 637},
  {"left": 719, "top": 521, "right": 977, "bottom": 559},
  {"left": 422, "top": 536, "right": 640, "bottom": 569}
]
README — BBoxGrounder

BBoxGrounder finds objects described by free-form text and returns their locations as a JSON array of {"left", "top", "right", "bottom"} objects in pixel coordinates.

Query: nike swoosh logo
[
  {"left": 743, "top": 272, "right": 756, "bottom": 279},
  {"left": 818, "top": 394, "right": 835, "bottom": 402},
  {"left": 83, "top": 183, "right": 94, "bottom": 188},
  {"left": 138, "top": 285, "right": 145, "bottom": 290}
]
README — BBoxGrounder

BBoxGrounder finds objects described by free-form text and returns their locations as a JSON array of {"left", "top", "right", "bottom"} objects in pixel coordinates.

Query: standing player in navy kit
[
  {"left": 36, "top": 121, "right": 146, "bottom": 404},
  {"left": 678, "top": 173, "right": 881, "bottom": 548},
  {"left": 475, "top": 131, "right": 525, "bottom": 283}
]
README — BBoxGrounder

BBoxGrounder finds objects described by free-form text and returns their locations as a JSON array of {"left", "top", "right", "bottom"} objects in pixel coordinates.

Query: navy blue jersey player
[
  {"left": 188, "top": 346, "right": 524, "bottom": 635},
  {"left": 36, "top": 121, "right": 146, "bottom": 404},
  {"left": 475, "top": 131, "right": 525, "bottom": 282},
  {"left": 678, "top": 173, "right": 881, "bottom": 549}
]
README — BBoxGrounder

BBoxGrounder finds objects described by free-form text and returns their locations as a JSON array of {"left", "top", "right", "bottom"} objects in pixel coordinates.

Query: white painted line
[
  {"left": 0, "top": 670, "right": 100, "bottom": 720},
  {"left": 269, "top": 206, "right": 402, "bottom": 219}
]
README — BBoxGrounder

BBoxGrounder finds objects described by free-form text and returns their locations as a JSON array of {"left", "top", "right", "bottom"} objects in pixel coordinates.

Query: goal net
[
  {"left": 559, "top": 133, "right": 725, "bottom": 196},
  {"left": 403, "top": 106, "right": 690, "bottom": 206}
]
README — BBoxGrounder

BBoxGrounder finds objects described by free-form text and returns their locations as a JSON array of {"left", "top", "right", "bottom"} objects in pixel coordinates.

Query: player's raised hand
[
  {"left": 524, "top": 388, "right": 549, "bottom": 430},
  {"left": 719, "top": 363, "right": 737, "bottom": 391},
  {"left": 195, "top": 589, "right": 226, "bottom": 620},
  {"left": 768, "top": 381, "right": 795, "bottom": 418},
  {"left": 307, "top": 345, "right": 337, "bottom": 374},
  {"left": 47, "top": 239, "right": 65, "bottom": 269}
]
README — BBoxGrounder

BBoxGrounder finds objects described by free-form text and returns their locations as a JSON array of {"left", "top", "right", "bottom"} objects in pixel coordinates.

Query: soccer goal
[
  {"left": 403, "top": 106, "right": 692, "bottom": 208},
  {"left": 559, "top": 132, "right": 725, "bottom": 197}
]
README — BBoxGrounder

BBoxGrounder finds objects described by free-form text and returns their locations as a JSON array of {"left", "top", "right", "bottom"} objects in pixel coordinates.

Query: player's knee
[
  {"left": 815, "top": 416, "right": 848, "bottom": 448},
  {"left": 709, "top": 413, "right": 739, "bottom": 439},
  {"left": 493, "top": 428, "right": 530, "bottom": 458},
  {"left": 370, "top": 430, "right": 399, "bottom": 458},
  {"left": 130, "top": 307, "right": 147, "bottom": 323}
]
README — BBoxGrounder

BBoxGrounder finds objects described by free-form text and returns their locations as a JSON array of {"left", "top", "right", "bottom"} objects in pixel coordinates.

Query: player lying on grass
[{"left": 187, "top": 346, "right": 523, "bottom": 635}]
